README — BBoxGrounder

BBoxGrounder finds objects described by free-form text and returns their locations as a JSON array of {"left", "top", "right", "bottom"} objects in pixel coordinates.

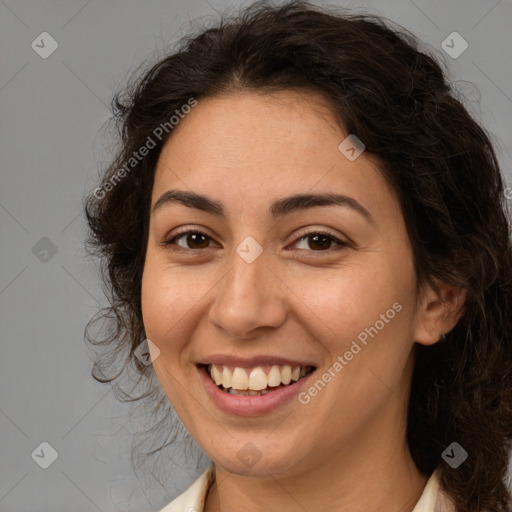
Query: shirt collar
[{"left": 160, "top": 463, "right": 452, "bottom": 512}]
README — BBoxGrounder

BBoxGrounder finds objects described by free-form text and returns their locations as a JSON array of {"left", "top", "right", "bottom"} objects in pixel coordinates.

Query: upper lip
[{"left": 196, "top": 355, "right": 316, "bottom": 368}]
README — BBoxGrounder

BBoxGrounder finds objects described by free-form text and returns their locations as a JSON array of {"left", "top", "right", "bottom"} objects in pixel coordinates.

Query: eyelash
[{"left": 162, "top": 228, "right": 348, "bottom": 254}]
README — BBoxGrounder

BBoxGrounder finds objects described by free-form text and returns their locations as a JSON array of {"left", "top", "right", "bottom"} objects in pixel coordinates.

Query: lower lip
[{"left": 197, "top": 365, "right": 315, "bottom": 416}]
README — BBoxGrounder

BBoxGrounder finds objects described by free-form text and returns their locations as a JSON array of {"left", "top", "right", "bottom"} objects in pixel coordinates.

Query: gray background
[{"left": 1, "top": 0, "right": 511, "bottom": 510}]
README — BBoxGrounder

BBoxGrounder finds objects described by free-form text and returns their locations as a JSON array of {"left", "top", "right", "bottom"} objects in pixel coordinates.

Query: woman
[{"left": 84, "top": 1, "right": 512, "bottom": 511}]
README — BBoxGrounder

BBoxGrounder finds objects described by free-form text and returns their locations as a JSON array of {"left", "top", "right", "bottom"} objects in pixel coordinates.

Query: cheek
[
  {"left": 141, "top": 262, "right": 185, "bottom": 354},
  {"left": 287, "top": 263, "right": 404, "bottom": 350},
  {"left": 141, "top": 263, "right": 196, "bottom": 407},
  {"left": 140, "top": 257, "right": 213, "bottom": 358}
]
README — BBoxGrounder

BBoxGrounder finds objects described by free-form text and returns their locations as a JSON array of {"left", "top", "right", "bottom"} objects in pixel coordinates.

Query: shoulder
[
  {"left": 159, "top": 463, "right": 215, "bottom": 512},
  {"left": 412, "top": 468, "right": 456, "bottom": 512}
]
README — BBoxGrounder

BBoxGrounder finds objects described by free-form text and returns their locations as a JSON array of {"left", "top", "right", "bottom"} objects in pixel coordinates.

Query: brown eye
[
  {"left": 292, "top": 230, "right": 347, "bottom": 252},
  {"left": 165, "top": 230, "right": 213, "bottom": 250},
  {"left": 305, "top": 233, "right": 333, "bottom": 250},
  {"left": 163, "top": 229, "right": 347, "bottom": 253}
]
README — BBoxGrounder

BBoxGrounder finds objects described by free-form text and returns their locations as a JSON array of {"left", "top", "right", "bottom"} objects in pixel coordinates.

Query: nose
[{"left": 208, "top": 245, "right": 287, "bottom": 340}]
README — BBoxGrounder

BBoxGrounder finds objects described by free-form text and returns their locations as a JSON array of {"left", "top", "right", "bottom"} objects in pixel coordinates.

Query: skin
[{"left": 141, "top": 89, "right": 466, "bottom": 512}]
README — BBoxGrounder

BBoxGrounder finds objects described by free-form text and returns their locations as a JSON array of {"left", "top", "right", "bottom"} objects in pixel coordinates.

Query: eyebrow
[{"left": 152, "top": 189, "right": 375, "bottom": 225}]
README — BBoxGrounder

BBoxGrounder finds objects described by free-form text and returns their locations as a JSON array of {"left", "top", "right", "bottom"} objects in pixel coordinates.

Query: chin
[{"left": 208, "top": 441, "right": 305, "bottom": 478}]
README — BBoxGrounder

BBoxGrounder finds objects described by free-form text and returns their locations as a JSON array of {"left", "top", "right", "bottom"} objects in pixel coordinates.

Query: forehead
[
  {"left": 157, "top": 90, "right": 342, "bottom": 168},
  {"left": 151, "top": 90, "right": 397, "bottom": 220}
]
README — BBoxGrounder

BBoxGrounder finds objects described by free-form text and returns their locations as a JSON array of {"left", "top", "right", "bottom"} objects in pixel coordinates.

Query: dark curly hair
[{"left": 84, "top": 1, "right": 512, "bottom": 510}]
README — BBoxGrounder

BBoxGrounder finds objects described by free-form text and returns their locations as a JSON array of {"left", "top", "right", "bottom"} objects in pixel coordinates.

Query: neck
[{"left": 204, "top": 427, "right": 429, "bottom": 512}]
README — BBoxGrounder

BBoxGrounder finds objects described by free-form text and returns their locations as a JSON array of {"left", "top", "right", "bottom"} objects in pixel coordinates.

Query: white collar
[{"left": 159, "top": 464, "right": 453, "bottom": 512}]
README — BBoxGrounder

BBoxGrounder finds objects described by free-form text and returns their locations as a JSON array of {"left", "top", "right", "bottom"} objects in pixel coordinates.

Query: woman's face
[{"left": 141, "top": 90, "right": 428, "bottom": 478}]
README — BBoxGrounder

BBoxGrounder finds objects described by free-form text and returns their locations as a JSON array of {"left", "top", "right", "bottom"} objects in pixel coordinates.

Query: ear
[{"left": 413, "top": 278, "right": 467, "bottom": 346}]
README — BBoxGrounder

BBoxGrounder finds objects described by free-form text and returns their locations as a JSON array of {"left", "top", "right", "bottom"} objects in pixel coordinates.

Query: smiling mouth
[{"left": 200, "top": 363, "right": 316, "bottom": 396}]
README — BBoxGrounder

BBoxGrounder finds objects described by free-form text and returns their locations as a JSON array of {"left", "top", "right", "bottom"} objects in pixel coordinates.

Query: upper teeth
[{"left": 208, "top": 364, "right": 309, "bottom": 390}]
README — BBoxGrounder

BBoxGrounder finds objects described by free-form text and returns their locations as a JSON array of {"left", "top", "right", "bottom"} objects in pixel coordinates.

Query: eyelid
[{"left": 166, "top": 225, "right": 216, "bottom": 241}]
